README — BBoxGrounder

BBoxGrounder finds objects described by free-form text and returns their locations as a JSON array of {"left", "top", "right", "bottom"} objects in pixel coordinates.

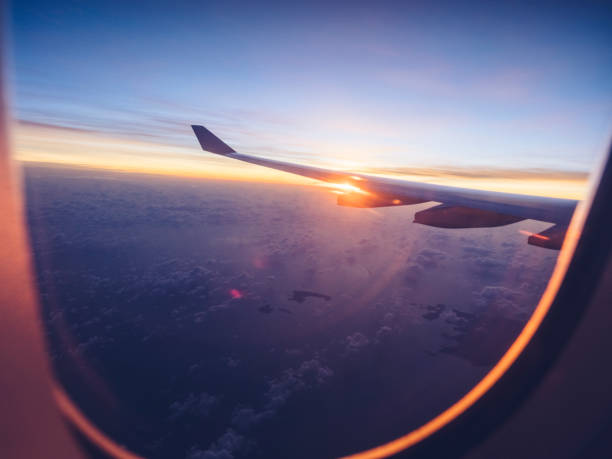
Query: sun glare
[{"left": 318, "top": 182, "right": 369, "bottom": 195}]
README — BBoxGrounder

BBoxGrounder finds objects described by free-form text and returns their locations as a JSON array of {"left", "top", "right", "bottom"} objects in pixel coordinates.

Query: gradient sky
[{"left": 8, "top": 0, "right": 612, "bottom": 197}]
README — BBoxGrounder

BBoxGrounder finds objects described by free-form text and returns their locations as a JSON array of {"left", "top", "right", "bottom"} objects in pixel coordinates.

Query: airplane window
[{"left": 9, "top": 2, "right": 612, "bottom": 458}]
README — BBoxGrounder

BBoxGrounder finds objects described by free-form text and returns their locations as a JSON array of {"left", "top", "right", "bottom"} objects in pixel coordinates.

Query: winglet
[{"left": 191, "top": 125, "right": 236, "bottom": 155}]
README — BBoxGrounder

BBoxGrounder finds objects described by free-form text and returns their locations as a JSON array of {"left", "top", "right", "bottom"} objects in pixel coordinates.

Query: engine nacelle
[{"left": 414, "top": 204, "right": 524, "bottom": 228}]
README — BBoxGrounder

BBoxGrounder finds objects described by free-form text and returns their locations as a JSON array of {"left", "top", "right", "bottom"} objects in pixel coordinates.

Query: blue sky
[{"left": 8, "top": 0, "right": 612, "bottom": 191}]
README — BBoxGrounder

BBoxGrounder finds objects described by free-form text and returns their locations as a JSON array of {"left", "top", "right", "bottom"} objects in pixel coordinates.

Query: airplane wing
[{"left": 192, "top": 125, "right": 578, "bottom": 250}]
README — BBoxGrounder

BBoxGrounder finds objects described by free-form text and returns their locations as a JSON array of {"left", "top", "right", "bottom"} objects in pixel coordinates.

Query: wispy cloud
[
  {"left": 13, "top": 119, "right": 590, "bottom": 199},
  {"left": 359, "top": 165, "right": 588, "bottom": 182}
]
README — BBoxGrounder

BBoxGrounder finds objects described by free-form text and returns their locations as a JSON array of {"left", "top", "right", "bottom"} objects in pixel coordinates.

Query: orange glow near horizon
[
  {"left": 12, "top": 121, "right": 588, "bottom": 200},
  {"left": 12, "top": 122, "right": 314, "bottom": 185}
]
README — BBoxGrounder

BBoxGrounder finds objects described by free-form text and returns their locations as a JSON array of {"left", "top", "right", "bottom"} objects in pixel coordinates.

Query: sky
[{"left": 8, "top": 0, "right": 612, "bottom": 198}]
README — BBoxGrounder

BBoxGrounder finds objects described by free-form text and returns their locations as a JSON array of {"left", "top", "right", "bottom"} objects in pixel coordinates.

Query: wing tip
[{"left": 191, "top": 124, "right": 236, "bottom": 155}]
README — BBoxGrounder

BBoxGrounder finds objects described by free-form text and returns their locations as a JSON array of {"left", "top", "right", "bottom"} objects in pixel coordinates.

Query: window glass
[{"left": 12, "top": 2, "right": 612, "bottom": 458}]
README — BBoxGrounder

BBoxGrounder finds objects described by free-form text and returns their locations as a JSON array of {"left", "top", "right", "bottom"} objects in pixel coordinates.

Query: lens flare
[{"left": 229, "top": 289, "right": 243, "bottom": 299}]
